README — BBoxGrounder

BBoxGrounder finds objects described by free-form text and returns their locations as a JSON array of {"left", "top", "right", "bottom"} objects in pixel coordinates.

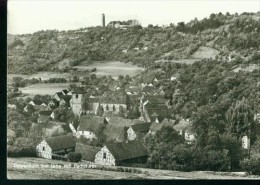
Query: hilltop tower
[{"left": 102, "top": 13, "right": 105, "bottom": 27}]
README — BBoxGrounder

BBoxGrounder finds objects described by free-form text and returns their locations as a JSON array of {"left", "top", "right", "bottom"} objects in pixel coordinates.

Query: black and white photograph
[{"left": 6, "top": 0, "right": 260, "bottom": 180}]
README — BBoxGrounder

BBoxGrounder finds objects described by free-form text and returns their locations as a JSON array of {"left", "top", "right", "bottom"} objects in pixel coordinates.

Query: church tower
[{"left": 71, "top": 90, "right": 85, "bottom": 116}]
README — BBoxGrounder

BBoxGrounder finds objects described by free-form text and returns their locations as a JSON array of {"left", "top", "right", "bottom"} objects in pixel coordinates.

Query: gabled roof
[
  {"left": 130, "top": 122, "right": 151, "bottom": 133},
  {"left": 143, "top": 95, "right": 169, "bottom": 105},
  {"left": 60, "top": 95, "right": 71, "bottom": 104},
  {"left": 149, "top": 122, "right": 164, "bottom": 132},
  {"left": 103, "top": 125, "right": 127, "bottom": 142},
  {"left": 38, "top": 115, "right": 51, "bottom": 123},
  {"left": 107, "top": 117, "right": 143, "bottom": 127},
  {"left": 72, "top": 89, "right": 86, "bottom": 94},
  {"left": 173, "top": 118, "right": 191, "bottom": 132},
  {"left": 30, "top": 100, "right": 42, "bottom": 106},
  {"left": 75, "top": 143, "right": 101, "bottom": 162},
  {"left": 45, "top": 135, "right": 76, "bottom": 150},
  {"left": 100, "top": 91, "right": 128, "bottom": 104},
  {"left": 77, "top": 116, "right": 106, "bottom": 134},
  {"left": 105, "top": 141, "right": 147, "bottom": 161},
  {"left": 38, "top": 110, "right": 52, "bottom": 116},
  {"left": 88, "top": 96, "right": 101, "bottom": 103}
]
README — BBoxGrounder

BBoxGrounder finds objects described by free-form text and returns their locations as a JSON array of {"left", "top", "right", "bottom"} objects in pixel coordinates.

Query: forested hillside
[{"left": 8, "top": 12, "right": 260, "bottom": 74}]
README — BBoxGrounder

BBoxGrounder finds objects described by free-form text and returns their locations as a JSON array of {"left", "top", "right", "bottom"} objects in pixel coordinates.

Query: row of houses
[{"left": 36, "top": 134, "right": 148, "bottom": 166}]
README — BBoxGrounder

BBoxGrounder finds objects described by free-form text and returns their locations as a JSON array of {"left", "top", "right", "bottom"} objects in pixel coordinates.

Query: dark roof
[
  {"left": 38, "top": 110, "right": 52, "bottom": 116},
  {"left": 45, "top": 135, "right": 76, "bottom": 150},
  {"left": 75, "top": 143, "right": 101, "bottom": 162},
  {"left": 38, "top": 115, "right": 51, "bottom": 123},
  {"left": 77, "top": 116, "right": 106, "bottom": 134},
  {"left": 31, "top": 100, "right": 42, "bottom": 106},
  {"left": 72, "top": 89, "right": 86, "bottom": 94},
  {"left": 61, "top": 90, "right": 68, "bottom": 94},
  {"left": 55, "top": 92, "right": 63, "bottom": 99},
  {"left": 60, "top": 95, "right": 71, "bottom": 104},
  {"left": 103, "top": 125, "right": 127, "bottom": 142},
  {"left": 142, "top": 86, "right": 159, "bottom": 94},
  {"left": 105, "top": 141, "right": 147, "bottom": 161},
  {"left": 100, "top": 91, "right": 128, "bottom": 104},
  {"left": 88, "top": 96, "right": 101, "bottom": 103},
  {"left": 143, "top": 95, "right": 169, "bottom": 105},
  {"left": 131, "top": 122, "right": 151, "bottom": 133}
]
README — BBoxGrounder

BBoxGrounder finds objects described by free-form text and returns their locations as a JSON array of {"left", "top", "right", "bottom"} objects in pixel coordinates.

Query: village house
[
  {"left": 99, "top": 91, "right": 129, "bottom": 113},
  {"left": 48, "top": 98, "right": 59, "bottom": 110},
  {"left": 103, "top": 125, "right": 127, "bottom": 142},
  {"left": 85, "top": 95, "right": 101, "bottom": 115},
  {"left": 75, "top": 143, "right": 101, "bottom": 163},
  {"left": 94, "top": 141, "right": 148, "bottom": 166},
  {"left": 24, "top": 100, "right": 47, "bottom": 113},
  {"left": 37, "top": 110, "right": 53, "bottom": 124},
  {"left": 140, "top": 95, "right": 171, "bottom": 123},
  {"left": 241, "top": 135, "right": 250, "bottom": 150},
  {"left": 173, "top": 118, "right": 196, "bottom": 143},
  {"left": 127, "top": 122, "right": 152, "bottom": 141},
  {"left": 106, "top": 117, "right": 143, "bottom": 128},
  {"left": 76, "top": 116, "right": 107, "bottom": 139},
  {"left": 125, "top": 85, "right": 141, "bottom": 96},
  {"left": 36, "top": 135, "right": 76, "bottom": 159},
  {"left": 59, "top": 95, "right": 72, "bottom": 107},
  {"left": 148, "top": 118, "right": 176, "bottom": 135}
]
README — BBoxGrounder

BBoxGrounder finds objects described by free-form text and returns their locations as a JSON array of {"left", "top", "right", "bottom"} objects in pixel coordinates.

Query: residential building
[
  {"left": 75, "top": 143, "right": 101, "bottom": 162},
  {"left": 127, "top": 122, "right": 151, "bottom": 141},
  {"left": 76, "top": 116, "right": 107, "bottom": 139},
  {"left": 94, "top": 141, "right": 148, "bottom": 166},
  {"left": 36, "top": 135, "right": 76, "bottom": 159}
]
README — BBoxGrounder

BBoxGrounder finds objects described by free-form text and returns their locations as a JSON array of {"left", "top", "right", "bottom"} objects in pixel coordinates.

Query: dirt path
[{"left": 7, "top": 157, "right": 260, "bottom": 180}]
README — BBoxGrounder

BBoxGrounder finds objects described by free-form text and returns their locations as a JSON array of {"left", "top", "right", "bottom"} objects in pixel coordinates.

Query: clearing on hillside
[
  {"left": 19, "top": 83, "right": 72, "bottom": 95},
  {"left": 191, "top": 46, "right": 220, "bottom": 59},
  {"left": 72, "top": 61, "right": 145, "bottom": 79}
]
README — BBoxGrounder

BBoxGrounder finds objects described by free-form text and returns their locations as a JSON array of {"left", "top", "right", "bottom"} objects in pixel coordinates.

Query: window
[
  {"left": 76, "top": 94, "right": 78, "bottom": 99},
  {"left": 43, "top": 147, "right": 45, "bottom": 151},
  {"left": 103, "top": 152, "right": 107, "bottom": 159}
]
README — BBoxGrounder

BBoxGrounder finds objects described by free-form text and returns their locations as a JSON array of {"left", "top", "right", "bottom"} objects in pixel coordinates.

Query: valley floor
[{"left": 7, "top": 157, "right": 260, "bottom": 180}]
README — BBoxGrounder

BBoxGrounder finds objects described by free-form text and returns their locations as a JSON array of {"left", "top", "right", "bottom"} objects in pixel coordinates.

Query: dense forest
[{"left": 8, "top": 12, "right": 260, "bottom": 74}]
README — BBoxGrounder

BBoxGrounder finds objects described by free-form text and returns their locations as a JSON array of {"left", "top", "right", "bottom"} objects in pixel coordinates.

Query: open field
[
  {"left": 19, "top": 83, "right": 71, "bottom": 95},
  {"left": 233, "top": 64, "right": 260, "bottom": 73},
  {"left": 155, "top": 59, "right": 199, "bottom": 65},
  {"left": 7, "top": 157, "right": 260, "bottom": 180},
  {"left": 73, "top": 61, "right": 145, "bottom": 79},
  {"left": 191, "top": 46, "right": 220, "bottom": 59}
]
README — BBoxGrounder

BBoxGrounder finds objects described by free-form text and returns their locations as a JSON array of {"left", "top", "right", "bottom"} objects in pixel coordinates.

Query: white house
[{"left": 36, "top": 135, "right": 76, "bottom": 159}]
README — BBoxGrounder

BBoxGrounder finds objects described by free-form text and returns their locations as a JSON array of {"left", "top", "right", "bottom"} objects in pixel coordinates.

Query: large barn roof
[
  {"left": 45, "top": 135, "right": 76, "bottom": 151},
  {"left": 105, "top": 141, "right": 147, "bottom": 161},
  {"left": 77, "top": 116, "right": 106, "bottom": 134},
  {"left": 75, "top": 143, "right": 101, "bottom": 162}
]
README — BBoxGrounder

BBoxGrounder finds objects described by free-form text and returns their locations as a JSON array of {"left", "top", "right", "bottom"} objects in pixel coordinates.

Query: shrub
[
  {"left": 241, "top": 157, "right": 260, "bottom": 175},
  {"left": 67, "top": 152, "right": 82, "bottom": 162},
  {"left": 8, "top": 146, "right": 36, "bottom": 157}
]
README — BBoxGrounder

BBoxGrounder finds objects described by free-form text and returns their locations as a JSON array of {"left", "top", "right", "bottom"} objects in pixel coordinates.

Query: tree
[
  {"left": 226, "top": 97, "right": 256, "bottom": 140},
  {"left": 67, "top": 152, "right": 82, "bottom": 162}
]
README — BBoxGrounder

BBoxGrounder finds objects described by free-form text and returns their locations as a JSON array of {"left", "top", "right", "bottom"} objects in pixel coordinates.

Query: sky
[{"left": 8, "top": 0, "right": 260, "bottom": 34}]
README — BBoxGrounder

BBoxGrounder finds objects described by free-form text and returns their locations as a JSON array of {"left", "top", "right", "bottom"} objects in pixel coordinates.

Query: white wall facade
[
  {"left": 94, "top": 146, "right": 116, "bottom": 166},
  {"left": 36, "top": 140, "right": 52, "bottom": 159}
]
